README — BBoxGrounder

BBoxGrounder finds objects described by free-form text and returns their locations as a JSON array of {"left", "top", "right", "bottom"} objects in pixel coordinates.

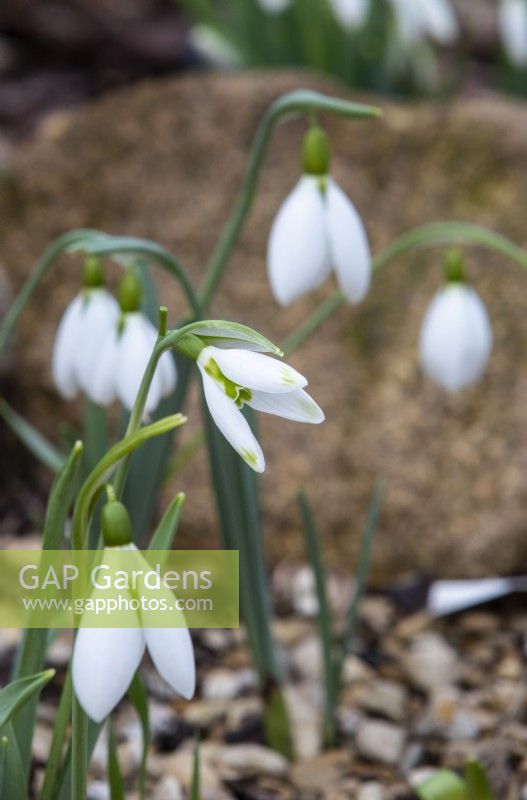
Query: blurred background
[{"left": 0, "top": 0, "right": 525, "bottom": 144}]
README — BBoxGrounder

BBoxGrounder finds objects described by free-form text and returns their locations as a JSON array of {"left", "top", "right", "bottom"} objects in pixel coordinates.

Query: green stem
[
  {"left": 71, "top": 696, "right": 88, "bottom": 800},
  {"left": 199, "top": 90, "right": 381, "bottom": 310},
  {"left": 282, "top": 221, "right": 527, "bottom": 355},
  {"left": 41, "top": 671, "right": 72, "bottom": 800}
]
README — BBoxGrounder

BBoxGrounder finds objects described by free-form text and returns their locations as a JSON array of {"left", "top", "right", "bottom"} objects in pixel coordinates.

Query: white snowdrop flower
[
  {"left": 52, "top": 258, "right": 119, "bottom": 400},
  {"left": 391, "top": 0, "right": 458, "bottom": 44},
  {"left": 257, "top": 0, "right": 292, "bottom": 13},
  {"left": 268, "top": 126, "right": 371, "bottom": 306},
  {"left": 419, "top": 260, "right": 492, "bottom": 393},
  {"left": 73, "top": 501, "right": 195, "bottom": 723},
  {"left": 499, "top": 0, "right": 527, "bottom": 67},
  {"left": 91, "top": 272, "right": 176, "bottom": 414},
  {"left": 197, "top": 344, "right": 324, "bottom": 472},
  {"left": 329, "top": 0, "right": 369, "bottom": 30}
]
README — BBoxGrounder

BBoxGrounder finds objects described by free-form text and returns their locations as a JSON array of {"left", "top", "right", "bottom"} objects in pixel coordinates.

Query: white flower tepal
[
  {"left": 73, "top": 546, "right": 195, "bottom": 722},
  {"left": 499, "top": 0, "right": 527, "bottom": 67},
  {"left": 268, "top": 176, "right": 371, "bottom": 305},
  {"left": 198, "top": 344, "right": 324, "bottom": 472},
  {"left": 52, "top": 288, "right": 119, "bottom": 400},
  {"left": 92, "top": 312, "right": 176, "bottom": 414},
  {"left": 419, "top": 283, "right": 492, "bottom": 393}
]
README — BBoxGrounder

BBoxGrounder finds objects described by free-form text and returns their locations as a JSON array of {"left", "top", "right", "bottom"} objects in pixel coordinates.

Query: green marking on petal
[
  {"left": 241, "top": 449, "right": 258, "bottom": 467},
  {"left": 280, "top": 367, "right": 299, "bottom": 387},
  {"left": 204, "top": 358, "right": 252, "bottom": 406}
]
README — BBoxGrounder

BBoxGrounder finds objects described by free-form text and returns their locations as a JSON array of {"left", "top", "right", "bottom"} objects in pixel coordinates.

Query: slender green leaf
[
  {"left": 83, "top": 401, "right": 108, "bottom": 475},
  {"left": 0, "top": 724, "right": 28, "bottom": 800},
  {"left": 0, "top": 736, "right": 7, "bottom": 793},
  {"left": 190, "top": 737, "right": 201, "bottom": 800},
  {"left": 164, "top": 429, "right": 205, "bottom": 483},
  {"left": 262, "top": 684, "right": 294, "bottom": 762},
  {"left": 108, "top": 722, "right": 125, "bottom": 800},
  {"left": 335, "top": 480, "right": 383, "bottom": 690},
  {"left": 128, "top": 674, "right": 150, "bottom": 800},
  {"left": 0, "top": 671, "right": 55, "bottom": 729},
  {"left": 148, "top": 492, "right": 185, "bottom": 553},
  {"left": 415, "top": 770, "right": 466, "bottom": 800},
  {"left": 41, "top": 671, "right": 72, "bottom": 800},
  {"left": 12, "top": 441, "right": 83, "bottom": 775},
  {"left": 464, "top": 760, "right": 494, "bottom": 800},
  {"left": 0, "top": 397, "right": 65, "bottom": 473},
  {"left": 298, "top": 489, "right": 337, "bottom": 746}
]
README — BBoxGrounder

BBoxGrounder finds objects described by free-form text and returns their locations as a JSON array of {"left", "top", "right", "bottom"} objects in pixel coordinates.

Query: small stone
[
  {"left": 290, "top": 751, "right": 348, "bottom": 792},
  {"left": 87, "top": 781, "right": 111, "bottom": 800},
  {"left": 183, "top": 699, "right": 229, "bottom": 729},
  {"left": 214, "top": 744, "right": 289, "bottom": 780},
  {"left": 290, "top": 636, "right": 322, "bottom": 681},
  {"left": 459, "top": 611, "right": 499, "bottom": 634},
  {"left": 46, "top": 633, "right": 73, "bottom": 668},
  {"left": 496, "top": 653, "right": 523, "bottom": 681},
  {"left": 292, "top": 565, "right": 319, "bottom": 617},
  {"left": 359, "top": 679, "right": 408, "bottom": 722},
  {"left": 342, "top": 655, "right": 374, "bottom": 684},
  {"left": 202, "top": 667, "right": 257, "bottom": 700},
  {"left": 358, "top": 782, "right": 385, "bottom": 800},
  {"left": 32, "top": 725, "right": 53, "bottom": 763},
  {"left": 285, "top": 684, "right": 322, "bottom": 760},
  {"left": 359, "top": 597, "right": 394, "bottom": 635},
  {"left": 447, "top": 710, "right": 480, "bottom": 741},
  {"left": 153, "top": 749, "right": 221, "bottom": 793},
  {"left": 356, "top": 721, "right": 406, "bottom": 766},
  {"left": 153, "top": 775, "right": 184, "bottom": 800},
  {"left": 404, "top": 633, "right": 458, "bottom": 692}
]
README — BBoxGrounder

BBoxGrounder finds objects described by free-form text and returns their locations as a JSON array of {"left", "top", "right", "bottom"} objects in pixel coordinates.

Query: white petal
[
  {"left": 75, "top": 290, "right": 119, "bottom": 396},
  {"left": 199, "top": 367, "right": 265, "bottom": 472},
  {"left": 499, "top": 0, "right": 527, "bottom": 66},
  {"left": 158, "top": 351, "right": 177, "bottom": 399},
  {"left": 325, "top": 179, "right": 371, "bottom": 304},
  {"left": 52, "top": 295, "right": 85, "bottom": 399},
  {"left": 419, "top": 284, "right": 493, "bottom": 393},
  {"left": 115, "top": 314, "right": 161, "bottom": 414},
  {"left": 204, "top": 346, "right": 307, "bottom": 394},
  {"left": 267, "top": 176, "right": 331, "bottom": 305},
  {"left": 89, "top": 330, "right": 119, "bottom": 406},
  {"left": 72, "top": 626, "right": 145, "bottom": 722},
  {"left": 248, "top": 388, "right": 325, "bottom": 424},
  {"left": 419, "top": 0, "right": 458, "bottom": 44},
  {"left": 330, "top": 0, "right": 369, "bottom": 29},
  {"left": 145, "top": 627, "right": 195, "bottom": 700},
  {"left": 391, "top": 0, "right": 427, "bottom": 43}
]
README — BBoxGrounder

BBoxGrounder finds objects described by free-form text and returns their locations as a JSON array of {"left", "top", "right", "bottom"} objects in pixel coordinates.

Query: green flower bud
[
  {"left": 83, "top": 256, "right": 104, "bottom": 289},
  {"left": 444, "top": 249, "right": 465, "bottom": 284},
  {"left": 118, "top": 271, "right": 142, "bottom": 313},
  {"left": 302, "top": 126, "right": 331, "bottom": 176},
  {"left": 102, "top": 501, "right": 133, "bottom": 547},
  {"left": 177, "top": 333, "right": 205, "bottom": 361}
]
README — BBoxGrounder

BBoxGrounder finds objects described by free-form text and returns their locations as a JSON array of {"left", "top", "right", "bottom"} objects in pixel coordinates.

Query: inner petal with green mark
[{"left": 203, "top": 357, "right": 253, "bottom": 407}]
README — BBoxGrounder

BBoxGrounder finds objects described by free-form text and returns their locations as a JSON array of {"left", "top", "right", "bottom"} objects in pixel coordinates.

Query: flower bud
[
  {"left": 118, "top": 272, "right": 142, "bottom": 313},
  {"left": 83, "top": 256, "right": 104, "bottom": 289},
  {"left": 102, "top": 500, "right": 133, "bottom": 547},
  {"left": 302, "top": 126, "right": 331, "bottom": 176}
]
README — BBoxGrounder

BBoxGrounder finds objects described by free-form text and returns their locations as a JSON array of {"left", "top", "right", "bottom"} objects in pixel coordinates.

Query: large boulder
[{"left": 2, "top": 71, "right": 527, "bottom": 580}]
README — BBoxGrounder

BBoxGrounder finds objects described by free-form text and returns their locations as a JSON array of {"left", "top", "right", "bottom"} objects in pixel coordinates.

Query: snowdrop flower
[
  {"left": 419, "top": 254, "right": 492, "bottom": 393},
  {"left": 329, "top": 0, "right": 458, "bottom": 45},
  {"left": 91, "top": 272, "right": 176, "bottom": 414},
  {"left": 73, "top": 500, "right": 195, "bottom": 723},
  {"left": 52, "top": 257, "right": 119, "bottom": 400},
  {"left": 197, "top": 342, "right": 324, "bottom": 472},
  {"left": 268, "top": 126, "right": 371, "bottom": 306},
  {"left": 499, "top": 0, "right": 527, "bottom": 67}
]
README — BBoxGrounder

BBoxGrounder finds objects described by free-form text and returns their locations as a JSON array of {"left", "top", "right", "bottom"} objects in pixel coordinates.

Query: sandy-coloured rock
[{"left": 3, "top": 71, "right": 527, "bottom": 579}]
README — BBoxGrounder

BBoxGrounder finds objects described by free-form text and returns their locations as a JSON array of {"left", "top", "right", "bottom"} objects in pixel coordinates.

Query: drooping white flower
[
  {"left": 91, "top": 311, "right": 176, "bottom": 414},
  {"left": 197, "top": 344, "right": 324, "bottom": 472},
  {"left": 419, "top": 282, "right": 492, "bottom": 393},
  {"left": 329, "top": 0, "right": 369, "bottom": 29},
  {"left": 499, "top": 0, "right": 527, "bottom": 67},
  {"left": 391, "top": 0, "right": 458, "bottom": 45},
  {"left": 73, "top": 543, "right": 195, "bottom": 723},
  {"left": 268, "top": 175, "right": 371, "bottom": 306},
  {"left": 52, "top": 288, "right": 119, "bottom": 401}
]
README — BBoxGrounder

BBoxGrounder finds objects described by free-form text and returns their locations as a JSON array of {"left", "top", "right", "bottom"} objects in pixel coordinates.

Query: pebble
[
  {"left": 357, "top": 782, "right": 385, "bottom": 800},
  {"left": 290, "top": 751, "right": 348, "bottom": 792},
  {"left": 202, "top": 667, "right": 257, "bottom": 700},
  {"left": 403, "top": 633, "right": 459, "bottom": 691},
  {"left": 285, "top": 683, "right": 322, "bottom": 760},
  {"left": 183, "top": 699, "right": 229, "bottom": 729},
  {"left": 359, "top": 679, "right": 408, "bottom": 722},
  {"left": 290, "top": 636, "right": 322, "bottom": 681},
  {"left": 152, "top": 749, "right": 221, "bottom": 792},
  {"left": 355, "top": 720, "right": 406, "bottom": 766},
  {"left": 87, "top": 781, "right": 111, "bottom": 800},
  {"left": 214, "top": 744, "right": 289, "bottom": 780},
  {"left": 152, "top": 775, "right": 184, "bottom": 800},
  {"left": 32, "top": 725, "right": 53, "bottom": 763}
]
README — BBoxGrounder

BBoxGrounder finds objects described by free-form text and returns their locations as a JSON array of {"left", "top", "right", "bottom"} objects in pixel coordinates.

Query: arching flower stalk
[
  {"left": 268, "top": 126, "right": 371, "bottom": 306},
  {"left": 419, "top": 252, "right": 493, "bottom": 393}
]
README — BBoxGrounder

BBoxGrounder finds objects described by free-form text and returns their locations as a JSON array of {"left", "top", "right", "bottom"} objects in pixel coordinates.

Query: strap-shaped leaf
[
  {"left": 0, "top": 725, "right": 28, "bottom": 800},
  {"left": 148, "top": 492, "right": 185, "bottom": 554},
  {"left": 128, "top": 674, "right": 150, "bottom": 800},
  {"left": 464, "top": 760, "right": 494, "bottom": 800},
  {"left": 108, "top": 721, "right": 125, "bottom": 800},
  {"left": 0, "top": 397, "right": 65, "bottom": 473},
  {"left": 0, "top": 671, "right": 55, "bottom": 729},
  {"left": 415, "top": 770, "right": 466, "bottom": 800}
]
